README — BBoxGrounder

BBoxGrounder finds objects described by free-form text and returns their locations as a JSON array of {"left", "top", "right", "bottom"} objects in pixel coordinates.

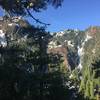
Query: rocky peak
[{"left": 86, "top": 26, "right": 100, "bottom": 36}]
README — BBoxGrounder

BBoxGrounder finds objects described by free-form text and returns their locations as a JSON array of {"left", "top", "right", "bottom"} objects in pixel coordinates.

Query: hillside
[{"left": 48, "top": 27, "right": 100, "bottom": 70}]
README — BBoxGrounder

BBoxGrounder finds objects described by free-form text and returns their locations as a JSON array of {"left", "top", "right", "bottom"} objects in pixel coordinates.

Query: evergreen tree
[{"left": 79, "top": 64, "right": 100, "bottom": 100}]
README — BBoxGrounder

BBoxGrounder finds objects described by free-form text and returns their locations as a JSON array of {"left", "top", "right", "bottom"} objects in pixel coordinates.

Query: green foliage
[{"left": 79, "top": 64, "right": 100, "bottom": 100}]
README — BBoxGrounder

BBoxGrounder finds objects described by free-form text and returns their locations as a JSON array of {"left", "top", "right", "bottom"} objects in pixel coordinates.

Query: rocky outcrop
[{"left": 48, "top": 46, "right": 68, "bottom": 69}]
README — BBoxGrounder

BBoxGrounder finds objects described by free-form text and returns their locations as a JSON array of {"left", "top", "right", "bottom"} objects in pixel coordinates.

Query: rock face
[
  {"left": 48, "top": 46, "right": 68, "bottom": 70},
  {"left": 48, "top": 26, "right": 100, "bottom": 70}
]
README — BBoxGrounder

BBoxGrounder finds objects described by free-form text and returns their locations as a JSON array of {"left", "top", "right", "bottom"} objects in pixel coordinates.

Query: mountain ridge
[{"left": 48, "top": 26, "right": 100, "bottom": 70}]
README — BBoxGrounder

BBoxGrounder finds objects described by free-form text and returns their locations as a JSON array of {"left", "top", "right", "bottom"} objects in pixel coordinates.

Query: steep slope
[{"left": 48, "top": 27, "right": 100, "bottom": 70}]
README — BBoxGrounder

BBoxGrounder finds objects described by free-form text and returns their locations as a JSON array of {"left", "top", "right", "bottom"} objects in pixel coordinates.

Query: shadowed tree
[{"left": 0, "top": 19, "right": 70, "bottom": 100}]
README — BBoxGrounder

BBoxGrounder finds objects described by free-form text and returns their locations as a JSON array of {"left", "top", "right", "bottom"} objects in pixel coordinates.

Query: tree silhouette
[
  {"left": 0, "top": 0, "right": 63, "bottom": 25},
  {"left": 0, "top": 18, "right": 74, "bottom": 100}
]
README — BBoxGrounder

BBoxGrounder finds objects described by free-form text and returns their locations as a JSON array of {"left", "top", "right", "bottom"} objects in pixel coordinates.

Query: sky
[
  {"left": 1, "top": 0, "right": 100, "bottom": 32},
  {"left": 28, "top": 0, "right": 100, "bottom": 32}
]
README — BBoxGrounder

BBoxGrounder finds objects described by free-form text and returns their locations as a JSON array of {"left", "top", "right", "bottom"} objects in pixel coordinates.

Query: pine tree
[{"left": 79, "top": 63, "right": 100, "bottom": 100}]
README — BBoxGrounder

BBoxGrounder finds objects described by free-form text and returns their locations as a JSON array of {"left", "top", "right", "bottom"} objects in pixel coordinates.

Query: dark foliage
[{"left": 0, "top": 0, "right": 63, "bottom": 15}]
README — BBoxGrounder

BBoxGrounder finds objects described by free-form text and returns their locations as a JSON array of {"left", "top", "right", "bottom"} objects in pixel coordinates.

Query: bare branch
[{"left": 26, "top": 9, "right": 50, "bottom": 26}]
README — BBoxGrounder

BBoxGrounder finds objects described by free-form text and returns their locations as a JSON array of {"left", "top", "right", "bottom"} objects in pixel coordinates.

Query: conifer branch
[{"left": 26, "top": 9, "right": 50, "bottom": 26}]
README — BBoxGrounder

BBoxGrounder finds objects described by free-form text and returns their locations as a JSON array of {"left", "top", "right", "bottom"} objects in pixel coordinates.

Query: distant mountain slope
[{"left": 48, "top": 27, "right": 100, "bottom": 70}]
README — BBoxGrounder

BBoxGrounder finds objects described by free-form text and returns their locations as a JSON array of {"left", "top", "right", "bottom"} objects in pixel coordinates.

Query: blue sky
[
  {"left": 28, "top": 0, "right": 100, "bottom": 32},
  {"left": 1, "top": 0, "right": 100, "bottom": 32}
]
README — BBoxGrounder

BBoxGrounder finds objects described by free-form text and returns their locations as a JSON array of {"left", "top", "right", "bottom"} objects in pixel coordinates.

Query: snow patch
[
  {"left": 12, "top": 16, "right": 22, "bottom": 22},
  {"left": 85, "top": 34, "right": 92, "bottom": 42},
  {"left": 69, "top": 86, "right": 75, "bottom": 90},
  {"left": 0, "top": 30, "right": 7, "bottom": 47},
  {"left": 48, "top": 41, "right": 57, "bottom": 48},
  {"left": 77, "top": 34, "right": 92, "bottom": 69},
  {"left": 8, "top": 23, "right": 19, "bottom": 27},
  {"left": 68, "top": 41, "right": 74, "bottom": 47},
  {"left": 69, "top": 74, "right": 73, "bottom": 79},
  {"left": 56, "top": 31, "right": 64, "bottom": 37},
  {"left": 77, "top": 63, "right": 83, "bottom": 69},
  {"left": 64, "top": 40, "right": 67, "bottom": 42},
  {"left": 8, "top": 23, "right": 13, "bottom": 26},
  {"left": 92, "top": 49, "right": 96, "bottom": 54},
  {"left": 77, "top": 46, "right": 84, "bottom": 56}
]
